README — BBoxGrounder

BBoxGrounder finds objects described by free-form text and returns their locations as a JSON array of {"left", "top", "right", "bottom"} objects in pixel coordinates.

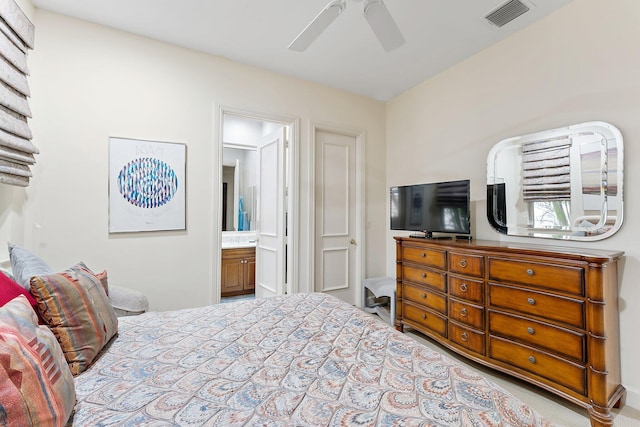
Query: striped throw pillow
[
  {"left": 0, "top": 295, "right": 76, "bottom": 426},
  {"left": 30, "top": 262, "right": 118, "bottom": 375}
]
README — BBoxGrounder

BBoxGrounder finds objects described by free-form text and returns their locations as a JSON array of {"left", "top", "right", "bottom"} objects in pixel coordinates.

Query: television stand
[{"left": 394, "top": 237, "right": 625, "bottom": 427}]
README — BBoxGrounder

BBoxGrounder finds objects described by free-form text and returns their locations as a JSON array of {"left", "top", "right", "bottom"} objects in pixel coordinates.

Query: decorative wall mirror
[{"left": 486, "top": 121, "right": 623, "bottom": 241}]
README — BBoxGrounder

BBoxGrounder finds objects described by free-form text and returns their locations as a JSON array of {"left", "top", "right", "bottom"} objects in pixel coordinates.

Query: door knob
[{"left": 350, "top": 239, "right": 357, "bottom": 245}]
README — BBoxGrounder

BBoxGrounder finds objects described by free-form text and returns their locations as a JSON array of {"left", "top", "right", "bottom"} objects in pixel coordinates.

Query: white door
[
  {"left": 255, "top": 127, "right": 287, "bottom": 299},
  {"left": 314, "top": 130, "right": 359, "bottom": 304}
]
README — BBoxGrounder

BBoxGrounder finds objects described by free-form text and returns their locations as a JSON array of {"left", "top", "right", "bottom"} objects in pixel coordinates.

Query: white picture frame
[{"left": 109, "top": 137, "right": 186, "bottom": 233}]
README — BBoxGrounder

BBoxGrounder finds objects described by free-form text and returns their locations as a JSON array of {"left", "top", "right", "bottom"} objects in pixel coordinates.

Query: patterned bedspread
[{"left": 71, "top": 293, "right": 552, "bottom": 426}]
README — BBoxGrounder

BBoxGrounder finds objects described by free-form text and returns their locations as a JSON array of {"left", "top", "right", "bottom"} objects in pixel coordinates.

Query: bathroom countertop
[{"left": 221, "top": 242, "right": 256, "bottom": 249}]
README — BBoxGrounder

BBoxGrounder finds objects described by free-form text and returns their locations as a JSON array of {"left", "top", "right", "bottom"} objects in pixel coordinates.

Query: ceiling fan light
[
  {"left": 288, "top": 0, "right": 346, "bottom": 52},
  {"left": 362, "top": 0, "right": 405, "bottom": 52}
]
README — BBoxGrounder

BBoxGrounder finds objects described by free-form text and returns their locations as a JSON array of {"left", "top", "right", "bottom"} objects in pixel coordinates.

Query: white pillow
[{"left": 8, "top": 243, "right": 54, "bottom": 290}]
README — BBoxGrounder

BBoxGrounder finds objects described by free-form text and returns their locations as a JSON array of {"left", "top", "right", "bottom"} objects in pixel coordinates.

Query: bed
[
  {"left": 0, "top": 245, "right": 552, "bottom": 426},
  {"left": 69, "top": 293, "right": 552, "bottom": 426}
]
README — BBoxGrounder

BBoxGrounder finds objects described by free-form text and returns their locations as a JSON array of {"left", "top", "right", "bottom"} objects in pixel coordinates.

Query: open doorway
[{"left": 217, "top": 107, "right": 298, "bottom": 303}]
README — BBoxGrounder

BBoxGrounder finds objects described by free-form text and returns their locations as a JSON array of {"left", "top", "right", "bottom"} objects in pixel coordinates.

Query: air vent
[{"left": 485, "top": 0, "right": 530, "bottom": 27}]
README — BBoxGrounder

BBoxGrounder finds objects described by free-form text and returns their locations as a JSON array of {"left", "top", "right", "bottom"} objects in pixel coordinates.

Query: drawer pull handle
[
  {"left": 527, "top": 327, "right": 535, "bottom": 335},
  {"left": 421, "top": 293, "right": 427, "bottom": 299},
  {"left": 459, "top": 259, "right": 467, "bottom": 268},
  {"left": 421, "top": 314, "right": 427, "bottom": 320},
  {"left": 527, "top": 297, "right": 536, "bottom": 305},
  {"left": 421, "top": 273, "right": 427, "bottom": 278},
  {"left": 460, "top": 308, "right": 468, "bottom": 317},
  {"left": 528, "top": 355, "right": 536, "bottom": 364},
  {"left": 421, "top": 252, "right": 426, "bottom": 258},
  {"left": 526, "top": 268, "right": 535, "bottom": 276},
  {"left": 460, "top": 283, "right": 468, "bottom": 292},
  {"left": 461, "top": 332, "right": 468, "bottom": 342}
]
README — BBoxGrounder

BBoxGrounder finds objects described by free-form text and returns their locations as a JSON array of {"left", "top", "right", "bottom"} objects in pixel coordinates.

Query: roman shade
[
  {"left": 0, "top": 1, "right": 35, "bottom": 187},
  {"left": 522, "top": 137, "right": 572, "bottom": 202}
]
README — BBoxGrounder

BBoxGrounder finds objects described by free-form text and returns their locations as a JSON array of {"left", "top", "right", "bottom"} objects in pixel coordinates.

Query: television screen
[{"left": 390, "top": 179, "right": 470, "bottom": 235}]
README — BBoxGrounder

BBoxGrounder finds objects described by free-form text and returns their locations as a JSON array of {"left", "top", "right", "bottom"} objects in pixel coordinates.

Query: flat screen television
[{"left": 390, "top": 179, "right": 471, "bottom": 238}]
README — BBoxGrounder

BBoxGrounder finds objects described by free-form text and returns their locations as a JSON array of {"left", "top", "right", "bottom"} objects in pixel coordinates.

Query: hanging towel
[{"left": 238, "top": 195, "right": 244, "bottom": 231}]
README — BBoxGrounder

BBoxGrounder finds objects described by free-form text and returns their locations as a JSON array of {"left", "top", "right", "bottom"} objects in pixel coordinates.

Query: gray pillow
[{"left": 8, "top": 243, "right": 54, "bottom": 290}]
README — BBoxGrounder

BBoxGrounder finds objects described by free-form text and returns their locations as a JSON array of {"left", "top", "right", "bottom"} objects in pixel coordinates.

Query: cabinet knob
[
  {"left": 421, "top": 272, "right": 427, "bottom": 278},
  {"left": 460, "top": 283, "right": 468, "bottom": 292},
  {"left": 421, "top": 314, "right": 427, "bottom": 320},
  {"left": 461, "top": 332, "right": 468, "bottom": 342},
  {"left": 459, "top": 259, "right": 467, "bottom": 268},
  {"left": 527, "top": 327, "right": 535, "bottom": 335},
  {"left": 527, "top": 297, "right": 536, "bottom": 305},
  {"left": 526, "top": 268, "right": 535, "bottom": 276},
  {"left": 460, "top": 308, "right": 468, "bottom": 317},
  {"left": 420, "top": 252, "right": 426, "bottom": 258},
  {"left": 421, "top": 293, "right": 427, "bottom": 299},
  {"left": 528, "top": 355, "right": 536, "bottom": 364}
]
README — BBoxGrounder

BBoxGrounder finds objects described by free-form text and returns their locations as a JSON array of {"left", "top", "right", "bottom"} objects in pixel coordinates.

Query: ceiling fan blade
[
  {"left": 362, "top": 0, "right": 405, "bottom": 52},
  {"left": 288, "top": 0, "right": 346, "bottom": 52}
]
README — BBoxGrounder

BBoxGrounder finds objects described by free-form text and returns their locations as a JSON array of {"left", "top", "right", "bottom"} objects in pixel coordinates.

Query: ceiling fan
[{"left": 288, "top": 0, "right": 405, "bottom": 53}]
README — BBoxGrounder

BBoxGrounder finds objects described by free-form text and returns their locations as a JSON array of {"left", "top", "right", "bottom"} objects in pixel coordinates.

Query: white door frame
[
  {"left": 309, "top": 123, "right": 366, "bottom": 307},
  {"left": 213, "top": 106, "right": 299, "bottom": 304}
]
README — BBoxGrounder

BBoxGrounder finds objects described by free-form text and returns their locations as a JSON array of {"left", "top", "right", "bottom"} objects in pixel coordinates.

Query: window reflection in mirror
[{"left": 486, "top": 121, "right": 623, "bottom": 241}]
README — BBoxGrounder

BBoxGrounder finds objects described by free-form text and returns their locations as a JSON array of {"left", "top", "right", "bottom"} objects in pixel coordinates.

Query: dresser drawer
[
  {"left": 449, "top": 275, "right": 484, "bottom": 304},
  {"left": 403, "top": 265, "right": 447, "bottom": 292},
  {"left": 449, "top": 322, "right": 485, "bottom": 355},
  {"left": 449, "top": 252, "right": 484, "bottom": 277},
  {"left": 403, "top": 284, "right": 447, "bottom": 314},
  {"left": 489, "top": 284, "right": 584, "bottom": 329},
  {"left": 403, "top": 303, "right": 447, "bottom": 337},
  {"left": 489, "top": 311, "right": 585, "bottom": 363},
  {"left": 488, "top": 257, "right": 584, "bottom": 296},
  {"left": 489, "top": 336, "right": 586, "bottom": 395},
  {"left": 403, "top": 246, "right": 446, "bottom": 270},
  {"left": 449, "top": 298, "right": 484, "bottom": 329}
]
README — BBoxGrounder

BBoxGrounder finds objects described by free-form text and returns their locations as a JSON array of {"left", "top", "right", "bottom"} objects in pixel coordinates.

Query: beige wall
[
  {"left": 0, "top": 9, "right": 388, "bottom": 310},
  {"left": 386, "top": 0, "right": 640, "bottom": 409},
  {"left": 3, "top": 0, "right": 638, "bottom": 412}
]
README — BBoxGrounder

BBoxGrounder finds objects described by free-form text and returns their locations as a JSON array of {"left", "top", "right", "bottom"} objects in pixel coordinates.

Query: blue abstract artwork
[
  {"left": 117, "top": 157, "right": 179, "bottom": 208},
  {"left": 109, "top": 137, "right": 186, "bottom": 233}
]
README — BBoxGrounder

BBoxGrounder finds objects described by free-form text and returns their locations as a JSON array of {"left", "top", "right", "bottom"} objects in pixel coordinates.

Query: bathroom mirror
[
  {"left": 487, "top": 121, "right": 623, "bottom": 241},
  {"left": 222, "top": 145, "right": 257, "bottom": 231}
]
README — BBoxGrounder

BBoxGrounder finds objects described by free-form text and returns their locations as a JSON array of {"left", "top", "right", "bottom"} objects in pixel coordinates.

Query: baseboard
[{"left": 624, "top": 388, "right": 640, "bottom": 411}]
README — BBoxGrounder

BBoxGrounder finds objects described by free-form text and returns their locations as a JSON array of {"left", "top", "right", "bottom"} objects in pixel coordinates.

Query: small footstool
[{"left": 362, "top": 276, "right": 395, "bottom": 326}]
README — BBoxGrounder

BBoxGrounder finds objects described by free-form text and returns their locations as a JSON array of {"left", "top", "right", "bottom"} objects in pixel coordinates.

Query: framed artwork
[{"left": 109, "top": 137, "right": 186, "bottom": 233}]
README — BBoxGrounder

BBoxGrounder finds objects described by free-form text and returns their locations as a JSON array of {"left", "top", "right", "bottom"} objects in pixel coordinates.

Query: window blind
[
  {"left": 522, "top": 137, "right": 572, "bottom": 202},
  {"left": 0, "top": 0, "right": 35, "bottom": 187}
]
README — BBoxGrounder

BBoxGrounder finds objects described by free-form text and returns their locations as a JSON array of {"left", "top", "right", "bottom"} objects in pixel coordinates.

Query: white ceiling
[{"left": 30, "top": 0, "right": 573, "bottom": 101}]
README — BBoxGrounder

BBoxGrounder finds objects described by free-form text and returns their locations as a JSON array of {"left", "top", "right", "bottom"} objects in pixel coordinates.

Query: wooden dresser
[{"left": 394, "top": 237, "right": 624, "bottom": 427}]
